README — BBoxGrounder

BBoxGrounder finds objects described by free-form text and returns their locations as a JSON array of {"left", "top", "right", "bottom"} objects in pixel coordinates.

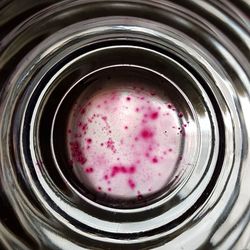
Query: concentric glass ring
[{"left": 0, "top": 1, "right": 249, "bottom": 249}]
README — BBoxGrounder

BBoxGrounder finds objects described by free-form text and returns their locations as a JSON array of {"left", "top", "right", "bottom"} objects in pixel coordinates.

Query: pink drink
[{"left": 67, "top": 81, "right": 186, "bottom": 203}]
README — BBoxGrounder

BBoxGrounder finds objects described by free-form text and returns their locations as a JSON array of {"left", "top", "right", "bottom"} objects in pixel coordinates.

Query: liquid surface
[{"left": 67, "top": 85, "right": 187, "bottom": 200}]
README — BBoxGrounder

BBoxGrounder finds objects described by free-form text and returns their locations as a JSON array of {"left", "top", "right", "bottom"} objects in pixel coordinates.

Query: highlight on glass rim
[{"left": 0, "top": 1, "right": 249, "bottom": 249}]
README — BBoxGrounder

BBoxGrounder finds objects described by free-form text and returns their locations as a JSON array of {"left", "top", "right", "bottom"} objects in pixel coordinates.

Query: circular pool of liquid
[{"left": 53, "top": 66, "right": 193, "bottom": 207}]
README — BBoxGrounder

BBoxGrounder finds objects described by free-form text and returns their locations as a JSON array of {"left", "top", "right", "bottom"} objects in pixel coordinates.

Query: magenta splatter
[
  {"left": 137, "top": 194, "right": 143, "bottom": 201},
  {"left": 106, "top": 138, "right": 116, "bottom": 153},
  {"left": 128, "top": 179, "right": 136, "bottom": 189},
  {"left": 69, "top": 141, "right": 86, "bottom": 165},
  {"left": 152, "top": 157, "right": 158, "bottom": 163},
  {"left": 86, "top": 138, "right": 92, "bottom": 143},
  {"left": 178, "top": 112, "right": 184, "bottom": 118},
  {"left": 81, "top": 123, "right": 88, "bottom": 132},
  {"left": 140, "top": 128, "right": 154, "bottom": 139},
  {"left": 85, "top": 167, "right": 94, "bottom": 173},
  {"left": 111, "top": 165, "right": 136, "bottom": 177},
  {"left": 150, "top": 111, "right": 159, "bottom": 120}
]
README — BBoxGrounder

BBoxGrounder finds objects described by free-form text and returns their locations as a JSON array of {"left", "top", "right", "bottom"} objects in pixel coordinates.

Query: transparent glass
[{"left": 0, "top": 1, "right": 249, "bottom": 250}]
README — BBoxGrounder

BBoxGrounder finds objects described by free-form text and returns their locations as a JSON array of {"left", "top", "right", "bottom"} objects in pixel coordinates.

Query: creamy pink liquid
[{"left": 67, "top": 85, "right": 187, "bottom": 201}]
